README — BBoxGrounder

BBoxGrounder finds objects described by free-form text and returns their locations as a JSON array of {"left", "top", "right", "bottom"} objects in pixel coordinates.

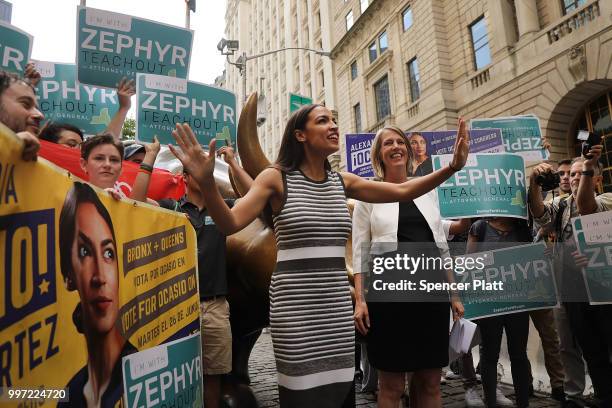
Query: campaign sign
[
  {"left": 0, "top": 124, "right": 199, "bottom": 405},
  {"left": 136, "top": 73, "right": 237, "bottom": 147},
  {"left": 433, "top": 153, "right": 528, "bottom": 219},
  {"left": 76, "top": 6, "right": 193, "bottom": 88},
  {"left": 415, "top": 128, "right": 505, "bottom": 155},
  {"left": 457, "top": 243, "right": 558, "bottom": 320},
  {"left": 35, "top": 61, "right": 120, "bottom": 136},
  {"left": 123, "top": 333, "right": 203, "bottom": 408},
  {"left": 344, "top": 130, "right": 505, "bottom": 177},
  {"left": 346, "top": 133, "right": 375, "bottom": 178},
  {"left": 470, "top": 116, "right": 548, "bottom": 162},
  {"left": 572, "top": 212, "right": 612, "bottom": 305},
  {"left": 0, "top": 21, "right": 32, "bottom": 74}
]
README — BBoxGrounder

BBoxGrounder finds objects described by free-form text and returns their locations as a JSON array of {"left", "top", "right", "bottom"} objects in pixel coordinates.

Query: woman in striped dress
[{"left": 168, "top": 105, "right": 470, "bottom": 407}]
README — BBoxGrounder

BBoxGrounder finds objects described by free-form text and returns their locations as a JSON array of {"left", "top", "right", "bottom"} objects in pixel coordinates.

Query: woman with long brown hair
[{"left": 168, "top": 104, "right": 469, "bottom": 407}]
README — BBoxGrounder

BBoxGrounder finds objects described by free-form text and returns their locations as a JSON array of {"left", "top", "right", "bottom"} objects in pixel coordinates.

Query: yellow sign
[{"left": 0, "top": 124, "right": 199, "bottom": 406}]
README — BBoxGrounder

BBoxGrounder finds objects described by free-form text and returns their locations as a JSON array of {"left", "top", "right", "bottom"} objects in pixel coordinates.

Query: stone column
[
  {"left": 516, "top": 0, "right": 540, "bottom": 38},
  {"left": 487, "top": 0, "right": 518, "bottom": 54}
]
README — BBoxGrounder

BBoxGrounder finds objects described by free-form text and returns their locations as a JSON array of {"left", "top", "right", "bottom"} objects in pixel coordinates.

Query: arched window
[{"left": 573, "top": 91, "right": 612, "bottom": 192}]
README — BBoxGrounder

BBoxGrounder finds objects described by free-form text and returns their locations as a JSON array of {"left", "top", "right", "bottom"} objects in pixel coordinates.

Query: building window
[
  {"left": 374, "top": 75, "right": 391, "bottom": 121},
  {"left": 319, "top": 70, "right": 325, "bottom": 87},
  {"left": 354, "top": 103, "right": 362, "bottom": 133},
  {"left": 574, "top": 91, "right": 612, "bottom": 192},
  {"left": 562, "top": 0, "right": 586, "bottom": 14},
  {"left": 368, "top": 41, "right": 377, "bottom": 62},
  {"left": 407, "top": 58, "right": 420, "bottom": 102},
  {"left": 360, "top": 0, "right": 369, "bottom": 13},
  {"left": 378, "top": 31, "right": 388, "bottom": 54},
  {"left": 368, "top": 30, "right": 388, "bottom": 63},
  {"left": 346, "top": 10, "right": 354, "bottom": 30},
  {"left": 402, "top": 7, "right": 413, "bottom": 31},
  {"left": 351, "top": 61, "right": 358, "bottom": 80},
  {"left": 470, "top": 16, "right": 491, "bottom": 70}
]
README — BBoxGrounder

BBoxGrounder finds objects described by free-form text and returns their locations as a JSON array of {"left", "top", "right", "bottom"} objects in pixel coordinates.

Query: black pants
[
  {"left": 565, "top": 302, "right": 612, "bottom": 407},
  {"left": 478, "top": 312, "right": 530, "bottom": 408}
]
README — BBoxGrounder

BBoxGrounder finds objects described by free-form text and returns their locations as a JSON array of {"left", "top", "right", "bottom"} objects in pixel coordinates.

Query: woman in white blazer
[{"left": 352, "top": 125, "right": 468, "bottom": 408}]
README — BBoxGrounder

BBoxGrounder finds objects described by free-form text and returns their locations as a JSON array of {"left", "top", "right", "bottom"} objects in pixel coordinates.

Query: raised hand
[
  {"left": 583, "top": 144, "right": 602, "bottom": 170},
  {"left": 217, "top": 145, "right": 236, "bottom": 164},
  {"left": 169, "top": 123, "right": 216, "bottom": 185},
  {"left": 117, "top": 77, "right": 136, "bottom": 110},
  {"left": 450, "top": 117, "right": 470, "bottom": 171},
  {"left": 143, "top": 135, "right": 161, "bottom": 163},
  {"left": 24, "top": 62, "right": 41, "bottom": 87}
]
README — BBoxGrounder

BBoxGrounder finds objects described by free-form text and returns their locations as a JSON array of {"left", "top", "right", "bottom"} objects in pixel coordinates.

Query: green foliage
[{"left": 121, "top": 118, "right": 136, "bottom": 140}]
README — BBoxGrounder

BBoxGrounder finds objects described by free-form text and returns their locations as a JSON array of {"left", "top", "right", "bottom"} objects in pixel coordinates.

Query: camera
[
  {"left": 577, "top": 130, "right": 602, "bottom": 159},
  {"left": 535, "top": 170, "right": 560, "bottom": 192}
]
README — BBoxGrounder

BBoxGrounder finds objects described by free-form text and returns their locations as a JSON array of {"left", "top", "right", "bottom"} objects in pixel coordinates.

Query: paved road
[{"left": 248, "top": 332, "right": 560, "bottom": 407}]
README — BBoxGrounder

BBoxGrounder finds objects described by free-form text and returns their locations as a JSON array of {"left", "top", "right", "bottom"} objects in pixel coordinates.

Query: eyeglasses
[
  {"left": 569, "top": 172, "right": 582, "bottom": 177},
  {"left": 557, "top": 171, "right": 569, "bottom": 176}
]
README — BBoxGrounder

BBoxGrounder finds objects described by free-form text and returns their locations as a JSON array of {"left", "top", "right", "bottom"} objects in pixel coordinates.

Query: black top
[
  {"left": 397, "top": 200, "right": 435, "bottom": 243},
  {"left": 159, "top": 196, "right": 234, "bottom": 298}
]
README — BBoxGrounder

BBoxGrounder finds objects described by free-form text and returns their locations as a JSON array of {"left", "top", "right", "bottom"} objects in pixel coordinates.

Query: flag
[
  {"left": 39, "top": 140, "right": 185, "bottom": 200},
  {"left": 186, "top": 0, "right": 195, "bottom": 12}
]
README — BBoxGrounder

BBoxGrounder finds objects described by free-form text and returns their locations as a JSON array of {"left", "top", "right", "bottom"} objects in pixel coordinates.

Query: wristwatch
[{"left": 582, "top": 169, "right": 595, "bottom": 177}]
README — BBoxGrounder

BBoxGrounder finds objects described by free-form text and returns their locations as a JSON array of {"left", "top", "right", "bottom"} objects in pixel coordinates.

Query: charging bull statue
[{"left": 221, "top": 94, "right": 354, "bottom": 400}]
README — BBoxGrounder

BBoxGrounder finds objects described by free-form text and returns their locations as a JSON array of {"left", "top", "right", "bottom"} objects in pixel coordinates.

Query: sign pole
[{"left": 185, "top": 1, "right": 190, "bottom": 29}]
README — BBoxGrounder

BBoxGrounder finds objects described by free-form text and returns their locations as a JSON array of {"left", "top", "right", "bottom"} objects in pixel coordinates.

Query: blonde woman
[{"left": 353, "top": 125, "right": 468, "bottom": 408}]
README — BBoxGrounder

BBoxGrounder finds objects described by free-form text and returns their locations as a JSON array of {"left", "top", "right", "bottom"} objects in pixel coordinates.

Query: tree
[{"left": 121, "top": 118, "right": 136, "bottom": 140}]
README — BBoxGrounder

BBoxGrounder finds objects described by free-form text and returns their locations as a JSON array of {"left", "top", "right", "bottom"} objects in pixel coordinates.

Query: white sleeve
[{"left": 352, "top": 200, "right": 372, "bottom": 275}]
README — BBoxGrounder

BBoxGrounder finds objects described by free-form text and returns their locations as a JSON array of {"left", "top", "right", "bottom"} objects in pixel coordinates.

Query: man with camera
[{"left": 529, "top": 139, "right": 612, "bottom": 408}]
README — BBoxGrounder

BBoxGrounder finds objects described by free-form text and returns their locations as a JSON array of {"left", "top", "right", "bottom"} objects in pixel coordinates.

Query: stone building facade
[
  {"left": 224, "top": 0, "right": 335, "bottom": 160},
  {"left": 332, "top": 0, "right": 611, "bottom": 191}
]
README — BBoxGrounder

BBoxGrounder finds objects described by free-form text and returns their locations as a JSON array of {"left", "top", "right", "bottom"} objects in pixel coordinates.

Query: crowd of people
[{"left": 3, "top": 60, "right": 611, "bottom": 408}]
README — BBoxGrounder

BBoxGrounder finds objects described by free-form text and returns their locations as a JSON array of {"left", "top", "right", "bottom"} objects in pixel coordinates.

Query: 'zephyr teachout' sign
[
  {"left": 76, "top": 6, "right": 193, "bottom": 88},
  {"left": 136, "top": 74, "right": 237, "bottom": 148},
  {"left": 0, "top": 21, "right": 32, "bottom": 74}
]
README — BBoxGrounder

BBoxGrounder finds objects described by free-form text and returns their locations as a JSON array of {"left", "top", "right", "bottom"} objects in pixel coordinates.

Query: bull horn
[{"left": 237, "top": 92, "right": 271, "bottom": 179}]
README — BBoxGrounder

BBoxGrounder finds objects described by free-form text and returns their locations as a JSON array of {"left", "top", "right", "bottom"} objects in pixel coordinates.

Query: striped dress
[{"left": 271, "top": 169, "right": 355, "bottom": 407}]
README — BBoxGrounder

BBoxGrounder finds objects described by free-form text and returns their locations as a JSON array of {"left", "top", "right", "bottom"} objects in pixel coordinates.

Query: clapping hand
[{"left": 169, "top": 123, "right": 216, "bottom": 185}]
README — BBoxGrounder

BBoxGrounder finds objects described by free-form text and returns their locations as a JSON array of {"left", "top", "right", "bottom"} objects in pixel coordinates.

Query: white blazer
[{"left": 352, "top": 189, "right": 453, "bottom": 274}]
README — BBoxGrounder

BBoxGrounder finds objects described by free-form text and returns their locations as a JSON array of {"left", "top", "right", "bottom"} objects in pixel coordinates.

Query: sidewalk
[{"left": 248, "top": 332, "right": 560, "bottom": 407}]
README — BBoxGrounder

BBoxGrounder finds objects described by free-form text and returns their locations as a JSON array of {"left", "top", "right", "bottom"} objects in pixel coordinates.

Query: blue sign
[
  {"left": 457, "top": 243, "right": 558, "bottom": 320},
  {"left": 76, "top": 6, "right": 193, "bottom": 88},
  {"left": 123, "top": 333, "right": 203, "bottom": 408},
  {"left": 433, "top": 153, "right": 528, "bottom": 219},
  {"left": 572, "top": 212, "right": 612, "bottom": 305},
  {"left": 344, "top": 129, "right": 505, "bottom": 177},
  {"left": 345, "top": 133, "right": 375, "bottom": 178},
  {"left": 136, "top": 73, "right": 237, "bottom": 147},
  {"left": 470, "top": 116, "right": 548, "bottom": 162},
  {"left": 35, "top": 61, "right": 120, "bottom": 136},
  {"left": 0, "top": 21, "right": 32, "bottom": 74}
]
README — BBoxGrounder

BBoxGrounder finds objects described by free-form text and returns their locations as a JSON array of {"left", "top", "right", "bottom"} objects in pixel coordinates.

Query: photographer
[{"left": 529, "top": 149, "right": 612, "bottom": 408}]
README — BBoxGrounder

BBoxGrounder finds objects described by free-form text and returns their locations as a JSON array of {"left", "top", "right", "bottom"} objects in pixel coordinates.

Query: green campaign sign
[
  {"left": 457, "top": 243, "right": 559, "bottom": 320},
  {"left": 123, "top": 333, "right": 203, "bottom": 408},
  {"left": 572, "top": 212, "right": 612, "bottom": 305},
  {"left": 35, "top": 61, "right": 120, "bottom": 136},
  {"left": 76, "top": 6, "right": 193, "bottom": 88},
  {"left": 289, "top": 92, "right": 313, "bottom": 113},
  {"left": 433, "top": 153, "right": 528, "bottom": 219},
  {"left": 0, "top": 21, "right": 32, "bottom": 74},
  {"left": 136, "top": 73, "right": 237, "bottom": 147},
  {"left": 470, "top": 116, "right": 549, "bottom": 162}
]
